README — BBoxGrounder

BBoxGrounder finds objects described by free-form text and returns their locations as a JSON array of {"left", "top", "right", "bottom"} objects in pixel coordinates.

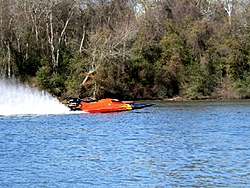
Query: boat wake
[{"left": 0, "top": 78, "right": 70, "bottom": 116}]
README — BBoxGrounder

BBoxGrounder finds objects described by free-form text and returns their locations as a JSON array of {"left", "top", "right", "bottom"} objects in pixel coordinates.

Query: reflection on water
[{"left": 1, "top": 101, "right": 250, "bottom": 187}]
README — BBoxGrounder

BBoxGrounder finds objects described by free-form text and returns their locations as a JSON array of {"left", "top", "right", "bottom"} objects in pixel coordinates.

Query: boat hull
[{"left": 67, "top": 97, "right": 154, "bottom": 113}]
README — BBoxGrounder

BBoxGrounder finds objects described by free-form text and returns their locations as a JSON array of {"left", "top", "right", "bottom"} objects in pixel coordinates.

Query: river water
[{"left": 1, "top": 99, "right": 250, "bottom": 187}]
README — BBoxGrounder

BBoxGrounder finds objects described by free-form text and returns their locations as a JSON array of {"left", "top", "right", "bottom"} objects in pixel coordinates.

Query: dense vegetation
[{"left": 1, "top": 0, "right": 250, "bottom": 100}]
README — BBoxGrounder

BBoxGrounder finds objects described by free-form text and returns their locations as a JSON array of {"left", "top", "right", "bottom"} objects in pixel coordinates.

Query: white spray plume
[{"left": 0, "top": 77, "right": 69, "bottom": 115}]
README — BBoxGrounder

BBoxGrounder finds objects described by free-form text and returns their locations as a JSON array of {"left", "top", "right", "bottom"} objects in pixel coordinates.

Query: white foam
[{"left": 0, "top": 78, "right": 70, "bottom": 115}]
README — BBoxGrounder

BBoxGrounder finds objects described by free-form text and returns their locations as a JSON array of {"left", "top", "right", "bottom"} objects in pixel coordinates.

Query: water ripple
[{"left": 1, "top": 101, "right": 250, "bottom": 187}]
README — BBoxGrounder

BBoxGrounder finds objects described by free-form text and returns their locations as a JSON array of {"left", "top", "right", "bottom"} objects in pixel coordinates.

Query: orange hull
[{"left": 80, "top": 98, "right": 132, "bottom": 113}]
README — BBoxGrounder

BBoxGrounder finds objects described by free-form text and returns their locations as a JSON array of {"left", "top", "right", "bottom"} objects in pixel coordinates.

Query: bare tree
[
  {"left": 81, "top": 26, "right": 137, "bottom": 84},
  {"left": 44, "top": 0, "right": 77, "bottom": 74},
  {"left": 29, "top": 0, "right": 47, "bottom": 42},
  {"left": 0, "top": 0, "right": 19, "bottom": 77},
  {"left": 205, "top": 0, "right": 238, "bottom": 25},
  {"left": 221, "top": 0, "right": 236, "bottom": 25}
]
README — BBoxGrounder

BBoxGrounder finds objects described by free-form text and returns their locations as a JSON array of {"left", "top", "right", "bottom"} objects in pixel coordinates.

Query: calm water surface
[{"left": 1, "top": 101, "right": 250, "bottom": 187}]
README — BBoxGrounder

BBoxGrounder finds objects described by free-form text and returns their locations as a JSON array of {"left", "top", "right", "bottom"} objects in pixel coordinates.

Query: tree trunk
[{"left": 6, "top": 42, "right": 11, "bottom": 78}]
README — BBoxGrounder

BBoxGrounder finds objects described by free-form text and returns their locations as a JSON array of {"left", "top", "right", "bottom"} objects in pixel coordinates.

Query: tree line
[{"left": 1, "top": 0, "right": 250, "bottom": 100}]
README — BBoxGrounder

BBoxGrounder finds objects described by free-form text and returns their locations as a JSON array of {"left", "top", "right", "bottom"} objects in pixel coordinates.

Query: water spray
[{"left": 0, "top": 77, "right": 69, "bottom": 115}]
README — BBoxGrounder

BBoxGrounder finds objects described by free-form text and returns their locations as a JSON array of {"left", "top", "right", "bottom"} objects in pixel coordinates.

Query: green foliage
[
  {"left": 17, "top": 56, "right": 41, "bottom": 77},
  {"left": 36, "top": 66, "right": 65, "bottom": 96},
  {"left": 3, "top": 1, "right": 250, "bottom": 100},
  {"left": 181, "top": 62, "right": 217, "bottom": 99},
  {"left": 232, "top": 74, "right": 250, "bottom": 98},
  {"left": 141, "top": 45, "right": 162, "bottom": 64},
  {"left": 36, "top": 66, "right": 51, "bottom": 87}
]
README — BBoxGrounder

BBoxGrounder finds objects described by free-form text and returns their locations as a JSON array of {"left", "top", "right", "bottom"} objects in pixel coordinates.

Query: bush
[{"left": 36, "top": 66, "right": 65, "bottom": 96}]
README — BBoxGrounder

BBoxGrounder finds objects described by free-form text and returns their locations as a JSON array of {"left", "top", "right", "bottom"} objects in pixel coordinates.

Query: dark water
[{"left": 1, "top": 101, "right": 250, "bottom": 187}]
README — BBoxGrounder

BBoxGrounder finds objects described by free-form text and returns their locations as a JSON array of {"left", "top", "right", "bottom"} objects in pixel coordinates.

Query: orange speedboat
[{"left": 66, "top": 97, "right": 154, "bottom": 113}]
